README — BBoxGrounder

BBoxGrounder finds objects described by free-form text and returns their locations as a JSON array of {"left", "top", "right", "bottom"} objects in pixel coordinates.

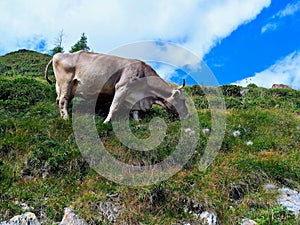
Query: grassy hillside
[{"left": 0, "top": 50, "right": 299, "bottom": 224}]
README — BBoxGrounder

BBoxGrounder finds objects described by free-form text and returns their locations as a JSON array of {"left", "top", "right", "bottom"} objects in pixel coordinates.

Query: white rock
[
  {"left": 278, "top": 188, "right": 300, "bottom": 215},
  {"left": 264, "top": 183, "right": 277, "bottom": 192},
  {"left": 264, "top": 184, "right": 300, "bottom": 216},
  {"left": 241, "top": 218, "right": 257, "bottom": 225},
  {"left": 199, "top": 211, "right": 217, "bottom": 225},
  {"left": 20, "top": 203, "right": 33, "bottom": 211},
  {"left": 59, "top": 207, "right": 87, "bottom": 225},
  {"left": 0, "top": 212, "right": 40, "bottom": 225}
]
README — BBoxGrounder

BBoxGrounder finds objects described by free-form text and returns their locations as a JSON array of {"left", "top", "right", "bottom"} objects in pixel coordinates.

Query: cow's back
[{"left": 73, "top": 51, "right": 161, "bottom": 98}]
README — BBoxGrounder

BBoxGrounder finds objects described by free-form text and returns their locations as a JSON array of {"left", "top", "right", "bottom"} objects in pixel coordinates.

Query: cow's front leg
[
  {"left": 104, "top": 86, "right": 128, "bottom": 123},
  {"left": 133, "top": 111, "right": 139, "bottom": 121}
]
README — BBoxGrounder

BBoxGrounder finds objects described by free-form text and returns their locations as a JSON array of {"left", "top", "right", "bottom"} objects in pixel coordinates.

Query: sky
[{"left": 0, "top": 0, "right": 299, "bottom": 89}]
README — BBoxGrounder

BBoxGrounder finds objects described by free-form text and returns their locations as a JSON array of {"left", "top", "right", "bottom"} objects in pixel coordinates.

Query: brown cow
[{"left": 45, "top": 50, "right": 189, "bottom": 123}]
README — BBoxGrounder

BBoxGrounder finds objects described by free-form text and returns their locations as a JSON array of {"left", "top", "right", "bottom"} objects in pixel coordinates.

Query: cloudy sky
[{"left": 0, "top": 0, "right": 299, "bottom": 89}]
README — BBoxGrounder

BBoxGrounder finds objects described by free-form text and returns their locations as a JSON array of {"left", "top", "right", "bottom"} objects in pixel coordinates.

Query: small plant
[{"left": 251, "top": 205, "right": 296, "bottom": 225}]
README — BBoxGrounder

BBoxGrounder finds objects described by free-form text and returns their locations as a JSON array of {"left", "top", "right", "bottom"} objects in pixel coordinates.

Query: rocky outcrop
[
  {"left": 271, "top": 84, "right": 292, "bottom": 89},
  {"left": 199, "top": 211, "right": 217, "bottom": 225},
  {"left": 0, "top": 208, "right": 87, "bottom": 225},
  {"left": 278, "top": 188, "right": 300, "bottom": 215},
  {"left": 2, "top": 185, "right": 298, "bottom": 225},
  {"left": 59, "top": 207, "right": 87, "bottom": 225},
  {"left": 0, "top": 212, "right": 40, "bottom": 225}
]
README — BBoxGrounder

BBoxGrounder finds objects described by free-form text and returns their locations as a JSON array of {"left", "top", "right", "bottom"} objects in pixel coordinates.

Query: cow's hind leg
[
  {"left": 59, "top": 97, "right": 69, "bottom": 119},
  {"left": 58, "top": 83, "right": 72, "bottom": 120}
]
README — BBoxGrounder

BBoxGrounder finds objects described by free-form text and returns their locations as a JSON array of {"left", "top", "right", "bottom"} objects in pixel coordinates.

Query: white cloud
[
  {"left": 233, "top": 51, "right": 300, "bottom": 90},
  {"left": 275, "top": 1, "right": 300, "bottom": 18},
  {"left": 0, "top": 0, "right": 270, "bottom": 60},
  {"left": 261, "top": 22, "right": 278, "bottom": 33},
  {"left": 261, "top": 1, "right": 300, "bottom": 34}
]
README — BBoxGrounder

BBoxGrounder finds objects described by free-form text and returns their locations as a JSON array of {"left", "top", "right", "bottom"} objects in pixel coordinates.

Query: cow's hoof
[{"left": 103, "top": 118, "right": 110, "bottom": 124}]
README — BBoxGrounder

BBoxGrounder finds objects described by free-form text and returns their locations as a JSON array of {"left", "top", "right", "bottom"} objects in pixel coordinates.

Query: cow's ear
[{"left": 172, "top": 89, "right": 180, "bottom": 98}]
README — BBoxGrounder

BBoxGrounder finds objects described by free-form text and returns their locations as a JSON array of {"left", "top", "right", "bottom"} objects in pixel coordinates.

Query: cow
[
  {"left": 271, "top": 84, "right": 292, "bottom": 89},
  {"left": 45, "top": 50, "right": 189, "bottom": 123}
]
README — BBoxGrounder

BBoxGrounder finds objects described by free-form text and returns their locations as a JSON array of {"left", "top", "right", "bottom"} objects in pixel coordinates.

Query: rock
[
  {"left": 278, "top": 188, "right": 300, "bottom": 215},
  {"left": 241, "top": 218, "right": 257, "bottom": 225},
  {"left": 199, "top": 211, "right": 217, "bottom": 225},
  {"left": 0, "top": 212, "right": 40, "bottom": 225},
  {"left": 59, "top": 207, "right": 87, "bottom": 225},
  {"left": 240, "top": 89, "right": 249, "bottom": 96},
  {"left": 264, "top": 183, "right": 277, "bottom": 192},
  {"left": 182, "top": 197, "right": 204, "bottom": 216},
  {"left": 264, "top": 184, "right": 300, "bottom": 216},
  {"left": 99, "top": 202, "right": 118, "bottom": 222},
  {"left": 271, "top": 84, "right": 292, "bottom": 89}
]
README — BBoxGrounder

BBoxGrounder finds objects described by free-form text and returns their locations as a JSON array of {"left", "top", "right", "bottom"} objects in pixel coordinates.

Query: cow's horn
[{"left": 178, "top": 79, "right": 186, "bottom": 90}]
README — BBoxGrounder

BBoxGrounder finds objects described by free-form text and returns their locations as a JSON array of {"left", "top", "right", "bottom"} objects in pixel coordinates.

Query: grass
[{"left": 0, "top": 49, "right": 299, "bottom": 224}]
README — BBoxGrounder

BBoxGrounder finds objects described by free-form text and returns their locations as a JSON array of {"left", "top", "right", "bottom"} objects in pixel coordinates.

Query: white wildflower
[
  {"left": 246, "top": 141, "right": 253, "bottom": 146},
  {"left": 233, "top": 130, "right": 241, "bottom": 137},
  {"left": 184, "top": 128, "right": 195, "bottom": 136},
  {"left": 202, "top": 128, "right": 210, "bottom": 134},
  {"left": 184, "top": 128, "right": 192, "bottom": 133}
]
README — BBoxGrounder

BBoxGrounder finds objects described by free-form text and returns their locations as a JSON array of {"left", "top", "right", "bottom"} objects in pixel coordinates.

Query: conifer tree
[{"left": 70, "top": 33, "right": 90, "bottom": 53}]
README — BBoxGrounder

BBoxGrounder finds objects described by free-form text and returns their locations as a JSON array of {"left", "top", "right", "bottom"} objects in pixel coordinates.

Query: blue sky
[
  {"left": 204, "top": 0, "right": 300, "bottom": 88},
  {"left": 0, "top": 0, "right": 299, "bottom": 89}
]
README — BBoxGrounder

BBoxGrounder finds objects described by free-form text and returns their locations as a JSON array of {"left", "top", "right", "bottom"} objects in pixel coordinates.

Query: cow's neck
[{"left": 149, "top": 81, "right": 174, "bottom": 99}]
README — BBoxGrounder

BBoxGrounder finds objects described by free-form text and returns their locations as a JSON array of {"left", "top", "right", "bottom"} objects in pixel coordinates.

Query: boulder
[
  {"left": 59, "top": 207, "right": 87, "bottom": 225},
  {"left": 199, "top": 211, "right": 217, "bottom": 225},
  {"left": 278, "top": 188, "right": 300, "bottom": 215},
  {"left": 0, "top": 212, "right": 40, "bottom": 225}
]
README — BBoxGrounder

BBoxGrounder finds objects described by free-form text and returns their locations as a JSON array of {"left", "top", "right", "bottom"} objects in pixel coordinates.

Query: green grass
[{"left": 0, "top": 50, "right": 299, "bottom": 224}]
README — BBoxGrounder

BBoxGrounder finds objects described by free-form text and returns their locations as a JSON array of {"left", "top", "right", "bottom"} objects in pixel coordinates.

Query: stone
[
  {"left": 59, "top": 207, "right": 87, "bottom": 225},
  {"left": 264, "top": 184, "right": 300, "bottom": 216},
  {"left": 199, "top": 211, "right": 217, "bottom": 225},
  {"left": 241, "top": 218, "right": 257, "bottom": 225},
  {"left": 278, "top": 188, "right": 300, "bottom": 215},
  {"left": 0, "top": 212, "right": 40, "bottom": 225}
]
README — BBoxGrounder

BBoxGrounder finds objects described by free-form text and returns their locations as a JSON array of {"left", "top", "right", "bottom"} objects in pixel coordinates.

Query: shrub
[{"left": 0, "top": 76, "right": 55, "bottom": 112}]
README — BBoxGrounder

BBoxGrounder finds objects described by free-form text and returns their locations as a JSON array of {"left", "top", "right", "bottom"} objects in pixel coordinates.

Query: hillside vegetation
[{"left": 0, "top": 50, "right": 299, "bottom": 224}]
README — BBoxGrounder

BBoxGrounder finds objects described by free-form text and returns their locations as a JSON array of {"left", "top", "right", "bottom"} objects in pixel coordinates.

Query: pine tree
[{"left": 70, "top": 33, "right": 90, "bottom": 53}]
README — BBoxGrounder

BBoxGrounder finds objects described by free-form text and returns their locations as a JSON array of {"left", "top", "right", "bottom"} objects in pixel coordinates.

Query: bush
[
  {"left": 221, "top": 85, "right": 242, "bottom": 97},
  {"left": 0, "top": 76, "right": 55, "bottom": 112}
]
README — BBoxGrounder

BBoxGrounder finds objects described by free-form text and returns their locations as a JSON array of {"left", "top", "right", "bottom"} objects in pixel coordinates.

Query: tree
[
  {"left": 70, "top": 33, "right": 90, "bottom": 53},
  {"left": 50, "top": 30, "right": 64, "bottom": 55}
]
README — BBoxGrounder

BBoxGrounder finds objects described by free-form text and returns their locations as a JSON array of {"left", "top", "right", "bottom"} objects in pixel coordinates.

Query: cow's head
[{"left": 165, "top": 80, "right": 189, "bottom": 119}]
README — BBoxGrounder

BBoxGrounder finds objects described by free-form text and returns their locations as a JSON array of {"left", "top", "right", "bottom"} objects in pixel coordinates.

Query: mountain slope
[{"left": 0, "top": 50, "right": 299, "bottom": 224}]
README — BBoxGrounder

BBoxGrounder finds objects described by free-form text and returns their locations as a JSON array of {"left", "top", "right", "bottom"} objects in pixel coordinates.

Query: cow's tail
[{"left": 45, "top": 58, "right": 53, "bottom": 85}]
